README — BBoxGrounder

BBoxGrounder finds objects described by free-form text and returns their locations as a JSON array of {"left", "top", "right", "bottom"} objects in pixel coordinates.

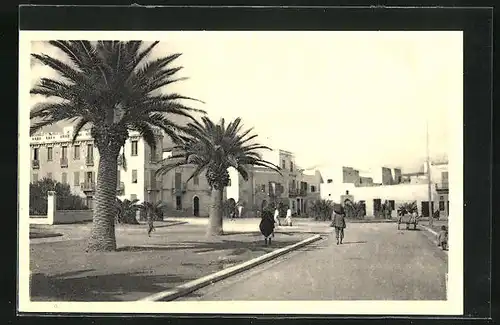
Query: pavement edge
[{"left": 138, "top": 234, "right": 323, "bottom": 302}]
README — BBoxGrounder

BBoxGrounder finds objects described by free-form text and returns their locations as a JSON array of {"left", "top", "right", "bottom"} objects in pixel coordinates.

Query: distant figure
[
  {"left": 437, "top": 225, "right": 448, "bottom": 250},
  {"left": 237, "top": 204, "right": 243, "bottom": 218},
  {"left": 331, "top": 208, "right": 346, "bottom": 245},
  {"left": 147, "top": 213, "right": 155, "bottom": 237},
  {"left": 284, "top": 208, "right": 293, "bottom": 226},
  {"left": 259, "top": 210, "right": 275, "bottom": 245},
  {"left": 274, "top": 208, "right": 281, "bottom": 226}
]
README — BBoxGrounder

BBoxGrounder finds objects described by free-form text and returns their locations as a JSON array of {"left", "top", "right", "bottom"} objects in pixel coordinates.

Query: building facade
[
  {"left": 225, "top": 149, "right": 323, "bottom": 217},
  {"left": 30, "top": 126, "right": 168, "bottom": 209},
  {"left": 319, "top": 161, "right": 449, "bottom": 218}
]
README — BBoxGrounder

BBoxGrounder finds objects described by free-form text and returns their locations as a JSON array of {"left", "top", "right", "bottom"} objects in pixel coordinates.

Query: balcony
[
  {"left": 60, "top": 157, "right": 68, "bottom": 168},
  {"left": 86, "top": 157, "right": 94, "bottom": 167},
  {"left": 289, "top": 188, "right": 307, "bottom": 198},
  {"left": 32, "top": 160, "right": 40, "bottom": 169},
  {"left": 81, "top": 181, "right": 96, "bottom": 192},
  {"left": 116, "top": 182, "right": 125, "bottom": 195},
  {"left": 435, "top": 181, "right": 449, "bottom": 192},
  {"left": 172, "top": 184, "right": 187, "bottom": 195}
]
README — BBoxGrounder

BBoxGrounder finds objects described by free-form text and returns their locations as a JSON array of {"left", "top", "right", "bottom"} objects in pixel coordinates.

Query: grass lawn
[{"left": 29, "top": 223, "right": 312, "bottom": 301}]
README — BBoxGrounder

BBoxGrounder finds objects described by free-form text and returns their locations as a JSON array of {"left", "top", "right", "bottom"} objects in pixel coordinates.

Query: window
[
  {"left": 33, "top": 148, "right": 39, "bottom": 160},
  {"left": 290, "top": 161, "right": 294, "bottom": 172},
  {"left": 47, "top": 172, "right": 52, "bottom": 179},
  {"left": 131, "top": 141, "right": 138, "bottom": 156},
  {"left": 441, "top": 171, "right": 449, "bottom": 182},
  {"left": 86, "top": 172, "right": 94, "bottom": 184},
  {"left": 310, "top": 185, "right": 316, "bottom": 192},
  {"left": 74, "top": 172, "right": 80, "bottom": 186},
  {"left": 175, "top": 172, "right": 182, "bottom": 189},
  {"left": 439, "top": 201, "right": 445, "bottom": 211},
  {"left": 292, "top": 180, "right": 296, "bottom": 189},
  {"left": 261, "top": 184, "right": 266, "bottom": 192},
  {"left": 176, "top": 195, "right": 182, "bottom": 210},
  {"left": 150, "top": 145, "right": 157, "bottom": 161},
  {"left": 32, "top": 173, "right": 38, "bottom": 183},
  {"left": 193, "top": 175, "right": 199, "bottom": 185},
  {"left": 47, "top": 147, "right": 53, "bottom": 161},
  {"left": 62, "top": 172, "right": 67, "bottom": 184},
  {"left": 327, "top": 179, "right": 333, "bottom": 184},
  {"left": 61, "top": 146, "right": 68, "bottom": 159},
  {"left": 87, "top": 144, "right": 93, "bottom": 160},
  {"left": 389, "top": 200, "right": 395, "bottom": 210},
  {"left": 74, "top": 145, "right": 80, "bottom": 160},
  {"left": 281, "top": 159, "right": 286, "bottom": 169},
  {"left": 132, "top": 170, "right": 138, "bottom": 183}
]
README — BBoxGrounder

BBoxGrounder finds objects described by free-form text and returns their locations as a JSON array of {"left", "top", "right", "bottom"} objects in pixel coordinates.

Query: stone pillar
[{"left": 47, "top": 191, "right": 56, "bottom": 225}]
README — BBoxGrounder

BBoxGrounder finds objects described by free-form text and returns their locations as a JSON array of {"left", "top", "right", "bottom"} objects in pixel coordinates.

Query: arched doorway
[{"left": 193, "top": 196, "right": 200, "bottom": 217}]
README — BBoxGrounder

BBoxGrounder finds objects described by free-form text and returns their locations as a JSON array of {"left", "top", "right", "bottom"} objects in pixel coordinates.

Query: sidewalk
[{"left": 29, "top": 221, "right": 313, "bottom": 301}]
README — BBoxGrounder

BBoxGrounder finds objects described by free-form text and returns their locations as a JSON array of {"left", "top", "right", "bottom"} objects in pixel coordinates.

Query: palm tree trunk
[
  {"left": 207, "top": 187, "right": 223, "bottom": 236},
  {"left": 87, "top": 154, "right": 118, "bottom": 252}
]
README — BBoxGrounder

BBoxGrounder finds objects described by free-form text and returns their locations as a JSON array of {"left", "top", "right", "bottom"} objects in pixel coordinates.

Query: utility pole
[{"left": 426, "top": 120, "right": 433, "bottom": 227}]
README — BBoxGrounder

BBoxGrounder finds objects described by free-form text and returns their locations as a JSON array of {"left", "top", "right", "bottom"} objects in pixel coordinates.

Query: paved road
[{"left": 180, "top": 223, "right": 448, "bottom": 300}]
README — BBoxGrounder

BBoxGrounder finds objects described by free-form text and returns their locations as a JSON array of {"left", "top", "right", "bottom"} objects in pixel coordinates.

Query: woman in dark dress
[{"left": 259, "top": 210, "right": 275, "bottom": 245}]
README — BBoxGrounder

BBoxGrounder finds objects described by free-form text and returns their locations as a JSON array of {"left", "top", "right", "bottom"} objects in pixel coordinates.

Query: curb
[
  {"left": 419, "top": 225, "right": 448, "bottom": 254},
  {"left": 138, "top": 234, "right": 323, "bottom": 302}
]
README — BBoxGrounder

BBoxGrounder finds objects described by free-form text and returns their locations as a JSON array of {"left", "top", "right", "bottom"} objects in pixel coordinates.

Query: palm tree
[
  {"left": 156, "top": 117, "right": 280, "bottom": 236},
  {"left": 139, "top": 201, "right": 166, "bottom": 221},
  {"left": 30, "top": 41, "right": 204, "bottom": 251},
  {"left": 115, "top": 198, "right": 141, "bottom": 224}
]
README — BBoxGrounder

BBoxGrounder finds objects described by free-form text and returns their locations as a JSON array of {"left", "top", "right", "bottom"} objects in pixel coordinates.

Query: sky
[{"left": 29, "top": 31, "right": 462, "bottom": 173}]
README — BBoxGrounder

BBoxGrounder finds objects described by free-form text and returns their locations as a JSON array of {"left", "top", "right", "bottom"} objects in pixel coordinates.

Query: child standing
[{"left": 437, "top": 225, "right": 448, "bottom": 250}]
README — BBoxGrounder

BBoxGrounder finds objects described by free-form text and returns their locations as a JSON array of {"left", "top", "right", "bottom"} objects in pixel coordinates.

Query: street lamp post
[{"left": 426, "top": 120, "right": 433, "bottom": 227}]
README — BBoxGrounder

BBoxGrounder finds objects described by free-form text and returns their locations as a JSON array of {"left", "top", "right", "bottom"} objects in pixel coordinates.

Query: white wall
[
  {"left": 226, "top": 167, "right": 240, "bottom": 202},
  {"left": 320, "top": 182, "right": 438, "bottom": 217}
]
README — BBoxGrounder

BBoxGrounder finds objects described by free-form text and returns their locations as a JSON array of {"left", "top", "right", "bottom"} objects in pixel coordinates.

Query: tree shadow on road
[
  {"left": 118, "top": 239, "right": 302, "bottom": 256},
  {"left": 30, "top": 270, "right": 194, "bottom": 302}
]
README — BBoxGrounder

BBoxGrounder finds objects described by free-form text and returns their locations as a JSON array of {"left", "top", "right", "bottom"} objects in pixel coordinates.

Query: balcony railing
[
  {"left": 116, "top": 182, "right": 125, "bottom": 194},
  {"left": 81, "top": 181, "right": 96, "bottom": 192},
  {"left": 436, "top": 181, "right": 449, "bottom": 191},
  {"left": 86, "top": 157, "right": 94, "bottom": 166},
  {"left": 60, "top": 157, "right": 68, "bottom": 167},
  {"left": 172, "top": 184, "right": 187, "bottom": 195},
  {"left": 32, "top": 160, "right": 40, "bottom": 169},
  {"left": 289, "top": 188, "right": 307, "bottom": 197}
]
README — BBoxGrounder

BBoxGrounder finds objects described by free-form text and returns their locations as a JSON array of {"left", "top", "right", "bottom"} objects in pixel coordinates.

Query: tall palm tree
[
  {"left": 156, "top": 117, "right": 281, "bottom": 236},
  {"left": 30, "top": 41, "right": 204, "bottom": 251}
]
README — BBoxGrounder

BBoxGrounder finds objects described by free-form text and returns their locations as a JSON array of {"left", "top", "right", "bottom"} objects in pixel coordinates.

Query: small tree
[
  {"left": 30, "top": 178, "right": 88, "bottom": 215},
  {"left": 139, "top": 201, "right": 166, "bottom": 221},
  {"left": 397, "top": 201, "right": 418, "bottom": 216},
  {"left": 115, "top": 198, "right": 140, "bottom": 224},
  {"left": 310, "top": 199, "right": 334, "bottom": 221}
]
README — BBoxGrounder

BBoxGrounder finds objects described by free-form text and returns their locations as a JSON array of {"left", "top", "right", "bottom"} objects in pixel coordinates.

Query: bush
[
  {"left": 29, "top": 178, "right": 88, "bottom": 215},
  {"left": 309, "top": 199, "right": 334, "bottom": 221}
]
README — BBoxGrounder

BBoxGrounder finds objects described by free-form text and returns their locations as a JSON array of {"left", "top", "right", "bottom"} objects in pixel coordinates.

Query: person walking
[
  {"left": 274, "top": 207, "right": 281, "bottom": 226},
  {"left": 437, "top": 225, "right": 448, "bottom": 250},
  {"left": 331, "top": 206, "right": 346, "bottom": 245},
  {"left": 284, "top": 207, "right": 293, "bottom": 226},
  {"left": 147, "top": 212, "right": 155, "bottom": 237}
]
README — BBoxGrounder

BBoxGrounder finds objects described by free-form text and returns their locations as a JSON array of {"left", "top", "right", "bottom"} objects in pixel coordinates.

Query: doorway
[{"left": 193, "top": 196, "right": 200, "bottom": 217}]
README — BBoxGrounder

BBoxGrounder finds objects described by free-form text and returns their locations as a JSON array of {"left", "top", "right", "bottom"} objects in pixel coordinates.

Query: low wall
[
  {"left": 29, "top": 215, "right": 52, "bottom": 225},
  {"left": 54, "top": 210, "right": 93, "bottom": 224}
]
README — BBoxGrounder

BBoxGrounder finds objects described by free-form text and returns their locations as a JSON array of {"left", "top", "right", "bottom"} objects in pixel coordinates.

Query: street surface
[{"left": 179, "top": 223, "right": 448, "bottom": 300}]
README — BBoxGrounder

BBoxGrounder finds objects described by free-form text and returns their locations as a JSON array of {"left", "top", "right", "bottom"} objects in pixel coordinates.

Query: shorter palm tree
[
  {"left": 156, "top": 117, "right": 281, "bottom": 236},
  {"left": 139, "top": 201, "right": 166, "bottom": 221},
  {"left": 115, "top": 198, "right": 140, "bottom": 224}
]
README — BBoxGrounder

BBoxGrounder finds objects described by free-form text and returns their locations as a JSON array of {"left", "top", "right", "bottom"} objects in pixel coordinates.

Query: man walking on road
[{"left": 332, "top": 205, "right": 346, "bottom": 245}]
